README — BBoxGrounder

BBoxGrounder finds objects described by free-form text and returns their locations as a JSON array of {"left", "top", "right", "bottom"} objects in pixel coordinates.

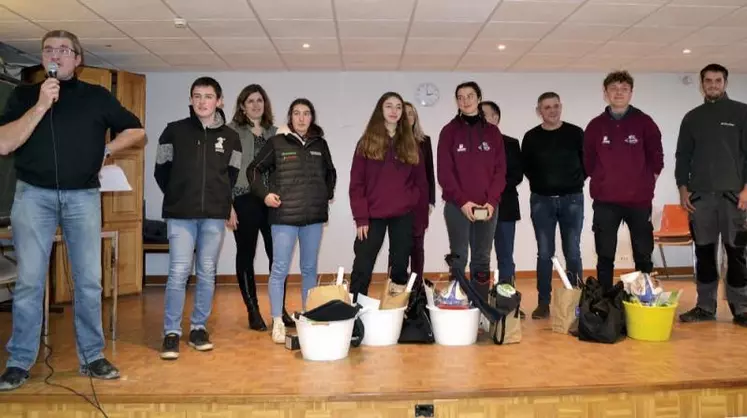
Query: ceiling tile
[
  {"left": 98, "top": 52, "right": 167, "bottom": 67},
  {"left": 492, "top": 1, "right": 579, "bottom": 23},
  {"left": 594, "top": 41, "right": 667, "bottom": 56},
  {"left": 469, "top": 38, "right": 537, "bottom": 55},
  {"left": 530, "top": 40, "right": 602, "bottom": 57},
  {"left": 715, "top": 7, "right": 747, "bottom": 26},
  {"left": 408, "top": 22, "right": 482, "bottom": 39},
  {"left": 626, "top": 56, "right": 703, "bottom": 72},
  {"left": 34, "top": 20, "right": 123, "bottom": 38},
  {"left": 203, "top": 37, "right": 275, "bottom": 53},
  {"left": 343, "top": 54, "right": 400, "bottom": 70},
  {"left": 510, "top": 54, "right": 576, "bottom": 70},
  {"left": 250, "top": 0, "right": 333, "bottom": 20},
  {"left": 274, "top": 37, "right": 338, "bottom": 53},
  {"left": 479, "top": 22, "right": 555, "bottom": 40},
  {"left": 335, "top": 0, "right": 415, "bottom": 20},
  {"left": 159, "top": 52, "right": 227, "bottom": 67},
  {"left": 669, "top": 0, "right": 747, "bottom": 5},
  {"left": 567, "top": 3, "right": 661, "bottom": 25},
  {"left": 0, "top": 8, "right": 24, "bottom": 21},
  {"left": 81, "top": 37, "right": 151, "bottom": 54},
  {"left": 647, "top": 42, "right": 715, "bottom": 58},
  {"left": 164, "top": 0, "right": 255, "bottom": 20},
  {"left": 1, "top": 0, "right": 99, "bottom": 20},
  {"left": 114, "top": 20, "right": 193, "bottom": 38},
  {"left": 565, "top": 54, "right": 636, "bottom": 71},
  {"left": 82, "top": 53, "right": 115, "bottom": 68},
  {"left": 341, "top": 38, "right": 403, "bottom": 55},
  {"left": 189, "top": 19, "right": 266, "bottom": 38},
  {"left": 0, "top": 21, "right": 46, "bottom": 39},
  {"left": 547, "top": 24, "right": 625, "bottom": 43},
  {"left": 337, "top": 20, "right": 409, "bottom": 38},
  {"left": 400, "top": 54, "right": 460, "bottom": 70},
  {"left": 137, "top": 37, "right": 211, "bottom": 54},
  {"left": 221, "top": 52, "right": 284, "bottom": 69},
  {"left": 282, "top": 53, "right": 341, "bottom": 69},
  {"left": 79, "top": 0, "right": 174, "bottom": 20},
  {"left": 637, "top": 5, "right": 737, "bottom": 27},
  {"left": 404, "top": 37, "right": 471, "bottom": 54},
  {"left": 414, "top": 0, "right": 500, "bottom": 22},
  {"left": 615, "top": 25, "right": 697, "bottom": 44},
  {"left": 264, "top": 19, "right": 336, "bottom": 38},
  {"left": 680, "top": 26, "right": 747, "bottom": 46},
  {"left": 457, "top": 53, "right": 519, "bottom": 71},
  {"left": 585, "top": 0, "right": 667, "bottom": 3}
]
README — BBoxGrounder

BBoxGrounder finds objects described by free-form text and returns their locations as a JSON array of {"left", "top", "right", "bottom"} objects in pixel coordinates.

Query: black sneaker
[
  {"left": 188, "top": 329, "right": 214, "bottom": 351},
  {"left": 679, "top": 307, "right": 716, "bottom": 323},
  {"left": 0, "top": 367, "right": 29, "bottom": 391},
  {"left": 733, "top": 313, "right": 747, "bottom": 327},
  {"left": 160, "top": 333, "right": 180, "bottom": 360},
  {"left": 79, "top": 358, "right": 120, "bottom": 380},
  {"left": 532, "top": 303, "right": 550, "bottom": 319}
]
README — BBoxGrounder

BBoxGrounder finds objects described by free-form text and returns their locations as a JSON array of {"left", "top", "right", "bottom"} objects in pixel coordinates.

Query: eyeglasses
[{"left": 42, "top": 47, "right": 77, "bottom": 57}]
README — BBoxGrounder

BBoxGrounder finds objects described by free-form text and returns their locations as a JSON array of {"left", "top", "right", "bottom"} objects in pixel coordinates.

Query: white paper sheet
[{"left": 99, "top": 165, "right": 132, "bottom": 192}]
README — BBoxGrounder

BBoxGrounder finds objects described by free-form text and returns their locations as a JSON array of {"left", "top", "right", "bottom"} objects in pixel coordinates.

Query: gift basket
[{"left": 620, "top": 271, "right": 683, "bottom": 342}]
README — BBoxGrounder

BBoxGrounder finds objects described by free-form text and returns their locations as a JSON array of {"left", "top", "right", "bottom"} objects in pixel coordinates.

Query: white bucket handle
[{"left": 405, "top": 272, "right": 417, "bottom": 293}]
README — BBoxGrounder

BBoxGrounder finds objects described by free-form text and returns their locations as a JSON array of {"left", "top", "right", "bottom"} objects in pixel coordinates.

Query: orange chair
[{"left": 653, "top": 204, "right": 696, "bottom": 280}]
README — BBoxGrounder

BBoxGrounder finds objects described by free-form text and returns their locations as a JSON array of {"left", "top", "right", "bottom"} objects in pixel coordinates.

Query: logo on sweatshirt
[
  {"left": 310, "top": 151, "right": 322, "bottom": 156},
  {"left": 721, "top": 122, "right": 735, "bottom": 127},
  {"left": 478, "top": 141, "right": 491, "bottom": 151},
  {"left": 624, "top": 134, "right": 639, "bottom": 145},
  {"left": 282, "top": 151, "right": 298, "bottom": 161},
  {"left": 215, "top": 137, "right": 225, "bottom": 153},
  {"left": 602, "top": 136, "right": 610, "bottom": 144},
  {"left": 457, "top": 144, "right": 466, "bottom": 152}
]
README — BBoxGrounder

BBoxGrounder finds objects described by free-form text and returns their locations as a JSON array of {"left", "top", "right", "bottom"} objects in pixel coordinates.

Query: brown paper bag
[
  {"left": 306, "top": 266, "right": 351, "bottom": 312},
  {"left": 550, "top": 287, "right": 582, "bottom": 334},
  {"left": 379, "top": 273, "right": 418, "bottom": 310},
  {"left": 491, "top": 307, "right": 521, "bottom": 344}
]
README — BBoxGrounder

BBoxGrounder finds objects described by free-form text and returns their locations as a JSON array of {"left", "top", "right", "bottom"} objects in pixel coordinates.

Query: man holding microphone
[{"left": 0, "top": 30, "right": 145, "bottom": 391}]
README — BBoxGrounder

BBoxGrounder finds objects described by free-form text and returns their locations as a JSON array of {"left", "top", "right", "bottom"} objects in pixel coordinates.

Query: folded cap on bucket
[{"left": 302, "top": 299, "right": 361, "bottom": 322}]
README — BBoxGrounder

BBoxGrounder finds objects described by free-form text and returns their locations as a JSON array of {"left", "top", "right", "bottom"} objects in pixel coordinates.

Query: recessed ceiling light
[
  {"left": 497, "top": 44, "right": 506, "bottom": 51},
  {"left": 682, "top": 48, "right": 691, "bottom": 54},
  {"left": 302, "top": 43, "right": 310, "bottom": 49}
]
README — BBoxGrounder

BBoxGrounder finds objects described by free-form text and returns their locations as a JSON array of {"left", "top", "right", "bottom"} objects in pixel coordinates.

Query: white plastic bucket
[
  {"left": 295, "top": 315, "right": 356, "bottom": 361},
  {"left": 426, "top": 306, "right": 480, "bottom": 346},
  {"left": 359, "top": 306, "right": 406, "bottom": 346}
]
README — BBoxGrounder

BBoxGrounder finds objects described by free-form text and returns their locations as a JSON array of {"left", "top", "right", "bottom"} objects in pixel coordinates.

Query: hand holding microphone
[{"left": 38, "top": 62, "right": 60, "bottom": 109}]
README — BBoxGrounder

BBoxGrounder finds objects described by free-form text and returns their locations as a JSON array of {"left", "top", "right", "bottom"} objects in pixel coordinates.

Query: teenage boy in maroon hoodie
[
  {"left": 584, "top": 70, "right": 664, "bottom": 290},
  {"left": 349, "top": 92, "right": 428, "bottom": 298}
]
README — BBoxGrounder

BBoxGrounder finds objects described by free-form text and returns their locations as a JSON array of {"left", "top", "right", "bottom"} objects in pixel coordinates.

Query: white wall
[{"left": 143, "top": 71, "right": 747, "bottom": 277}]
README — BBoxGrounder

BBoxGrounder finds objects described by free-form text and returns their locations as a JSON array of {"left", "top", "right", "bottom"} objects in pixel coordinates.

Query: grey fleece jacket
[
  {"left": 675, "top": 93, "right": 747, "bottom": 193},
  {"left": 227, "top": 121, "right": 277, "bottom": 197}
]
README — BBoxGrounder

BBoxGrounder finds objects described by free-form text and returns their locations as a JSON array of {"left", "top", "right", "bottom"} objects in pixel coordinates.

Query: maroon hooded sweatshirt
[
  {"left": 437, "top": 115, "right": 506, "bottom": 208},
  {"left": 584, "top": 105, "right": 664, "bottom": 207},
  {"left": 349, "top": 140, "right": 428, "bottom": 230}
]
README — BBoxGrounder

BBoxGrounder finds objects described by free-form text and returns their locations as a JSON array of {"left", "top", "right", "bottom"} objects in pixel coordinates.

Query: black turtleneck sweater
[
  {"left": 675, "top": 93, "right": 747, "bottom": 192},
  {"left": 0, "top": 77, "right": 142, "bottom": 189}
]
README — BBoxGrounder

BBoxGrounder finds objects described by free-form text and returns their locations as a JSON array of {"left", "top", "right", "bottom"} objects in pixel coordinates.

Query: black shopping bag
[{"left": 577, "top": 278, "right": 626, "bottom": 344}]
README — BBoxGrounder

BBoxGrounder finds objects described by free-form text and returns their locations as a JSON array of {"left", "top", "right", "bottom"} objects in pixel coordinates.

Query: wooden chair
[{"left": 653, "top": 204, "right": 696, "bottom": 280}]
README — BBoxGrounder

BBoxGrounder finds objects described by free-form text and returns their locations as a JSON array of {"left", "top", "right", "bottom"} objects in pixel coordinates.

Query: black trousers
[
  {"left": 349, "top": 213, "right": 414, "bottom": 298},
  {"left": 592, "top": 201, "right": 654, "bottom": 290},
  {"left": 232, "top": 193, "right": 278, "bottom": 312}
]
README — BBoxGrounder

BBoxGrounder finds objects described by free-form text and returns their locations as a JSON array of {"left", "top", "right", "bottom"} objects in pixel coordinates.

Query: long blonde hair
[
  {"left": 357, "top": 92, "right": 419, "bottom": 165},
  {"left": 405, "top": 102, "right": 426, "bottom": 143}
]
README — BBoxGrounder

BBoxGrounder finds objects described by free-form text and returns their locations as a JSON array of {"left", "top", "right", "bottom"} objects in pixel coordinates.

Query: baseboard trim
[{"left": 144, "top": 266, "right": 694, "bottom": 286}]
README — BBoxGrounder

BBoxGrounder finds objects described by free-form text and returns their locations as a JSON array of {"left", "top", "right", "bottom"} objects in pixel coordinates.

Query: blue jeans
[
  {"left": 7, "top": 180, "right": 104, "bottom": 371},
  {"left": 494, "top": 221, "right": 517, "bottom": 283},
  {"left": 530, "top": 192, "right": 584, "bottom": 304},
  {"left": 269, "top": 224, "right": 323, "bottom": 318},
  {"left": 163, "top": 219, "right": 225, "bottom": 336}
]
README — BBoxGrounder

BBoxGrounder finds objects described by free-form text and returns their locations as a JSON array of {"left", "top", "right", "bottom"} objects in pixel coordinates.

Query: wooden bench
[{"left": 143, "top": 242, "right": 169, "bottom": 283}]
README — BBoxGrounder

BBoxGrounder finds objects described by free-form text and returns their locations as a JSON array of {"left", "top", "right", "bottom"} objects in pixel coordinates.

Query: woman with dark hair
[
  {"left": 228, "top": 84, "right": 291, "bottom": 331},
  {"left": 437, "top": 82, "right": 506, "bottom": 301},
  {"left": 349, "top": 92, "right": 428, "bottom": 298},
  {"left": 247, "top": 98, "right": 337, "bottom": 343}
]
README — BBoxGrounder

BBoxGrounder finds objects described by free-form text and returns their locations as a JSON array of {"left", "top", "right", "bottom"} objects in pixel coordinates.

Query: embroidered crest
[
  {"left": 602, "top": 136, "right": 610, "bottom": 144},
  {"left": 215, "top": 137, "right": 226, "bottom": 153},
  {"left": 624, "top": 134, "right": 639, "bottom": 144},
  {"left": 478, "top": 141, "right": 490, "bottom": 151},
  {"left": 457, "top": 144, "right": 466, "bottom": 153},
  {"left": 310, "top": 151, "right": 322, "bottom": 156}
]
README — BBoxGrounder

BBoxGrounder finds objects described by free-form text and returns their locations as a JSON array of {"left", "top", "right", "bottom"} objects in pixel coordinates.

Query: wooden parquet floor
[{"left": 0, "top": 278, "right": 746, "bottom": 405}]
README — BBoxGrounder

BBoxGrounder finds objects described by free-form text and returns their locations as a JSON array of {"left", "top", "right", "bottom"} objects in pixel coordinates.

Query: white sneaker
[{"left": 271, "top": 318, "right": 286, "bottom": 344}]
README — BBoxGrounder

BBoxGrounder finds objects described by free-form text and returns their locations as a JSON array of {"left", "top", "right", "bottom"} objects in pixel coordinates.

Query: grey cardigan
[{"left": 227, "top": 121, "right": 278, "bottom": 197}]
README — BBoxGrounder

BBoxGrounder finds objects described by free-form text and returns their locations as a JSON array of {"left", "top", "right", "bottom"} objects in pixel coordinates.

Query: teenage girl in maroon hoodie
[
  {"left": 349, "top": 92, "right": 429, "bottom": 298},
  {"left": 437, "top": 81, "right": 506, "bottom": 301}
]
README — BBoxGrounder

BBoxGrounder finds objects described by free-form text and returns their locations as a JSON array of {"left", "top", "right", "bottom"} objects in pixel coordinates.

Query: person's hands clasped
[{"left": 264, "top": 193, "right": 281, "bottom": 208}]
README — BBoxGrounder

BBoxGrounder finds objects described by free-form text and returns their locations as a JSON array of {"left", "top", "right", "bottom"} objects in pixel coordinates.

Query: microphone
[{"left": 46, "top": 62, "right": 58, "bottom": 79}]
